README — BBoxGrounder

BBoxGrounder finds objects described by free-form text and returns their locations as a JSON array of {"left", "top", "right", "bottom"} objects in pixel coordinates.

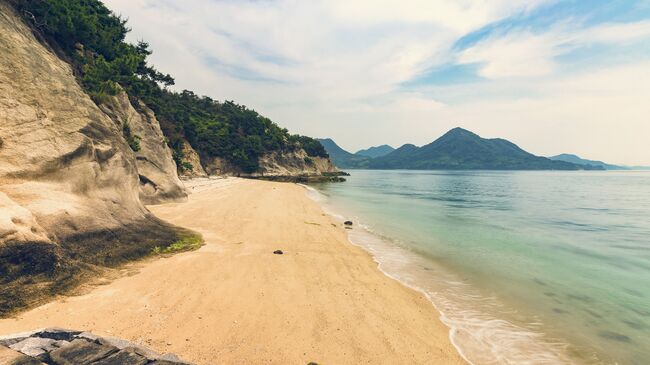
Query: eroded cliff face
[
  {"left": 202, "top": 150, "right": 340, "bottom": 179},
  {"left": 178, "top": 138, "right": 207, "bottom": 178},
  {"left": 99, "top": 91, "right": 187, "bottom": 204},
  {"left": 257, "top": 150, "right": 339, "bottom": 176},
  {"left": 0, "top": 3, "right": 187, "bottom": 315}
]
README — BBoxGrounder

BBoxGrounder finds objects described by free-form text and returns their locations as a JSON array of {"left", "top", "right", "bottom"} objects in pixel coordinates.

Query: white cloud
[
  {"left": 457, "top": 20, "right": 650, "bottom": 79},
  {"left": 324, "top": 0, "right": 550, "bottom": 33},
  {"left": 458, "top": 33, "right": 559, "bottom": 78},
  {"left": 102, "top": 0, "right": 650, "bottom": 165}
]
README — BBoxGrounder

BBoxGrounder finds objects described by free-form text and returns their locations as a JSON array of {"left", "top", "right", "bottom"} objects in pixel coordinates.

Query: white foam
[{"left": 300, "top": 184, "right": 574, "bottom": 365}]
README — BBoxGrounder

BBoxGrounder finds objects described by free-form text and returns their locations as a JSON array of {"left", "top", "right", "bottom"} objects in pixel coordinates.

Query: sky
[{"left": 103, "top": 0, "right": 650, "bottom": 165}]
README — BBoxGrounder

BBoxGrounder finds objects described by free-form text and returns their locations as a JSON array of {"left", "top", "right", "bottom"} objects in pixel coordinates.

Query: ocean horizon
[{"left": 312, "top": 169, "right": 650, "bottom": 365}]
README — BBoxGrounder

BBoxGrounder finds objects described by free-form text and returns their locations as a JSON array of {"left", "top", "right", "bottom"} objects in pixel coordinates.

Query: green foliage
[
  {"left": 12, "top": 0, "right": 327, "bottom": 173},
  {"left": 152, "top": 234, "right": 203, "bottom": 255},
  {"left": 180, "top": 161, "right": 194, "bottom": 172},
  {"left": 122, "top": 122, "right": 141, "bottom": 152},
  {"left": 295, "top": 135, "right": 328, "bottom": 158}
]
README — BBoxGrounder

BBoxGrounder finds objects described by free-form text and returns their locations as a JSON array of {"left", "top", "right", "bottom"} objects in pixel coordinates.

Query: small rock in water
[
  {"left": 344, "top": 221, "right": 353, "bottom": 226},
  {"left": 273, "top": 250, "right": 283, "bottom": 255}
]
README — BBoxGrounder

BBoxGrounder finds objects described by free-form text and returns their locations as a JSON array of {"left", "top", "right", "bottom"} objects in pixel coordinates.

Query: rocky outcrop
[
  {"left": 0, "top": 328, "right": 192, "bottom": 364},
  {"left": 257, "top": 149, "right": 339, "bottom": 177},
  {"left": 0, "top": 3, "right": 188, "bottom": 316},
  {"left": 178, "top": 139, "right": 207, "bottom": 178},
  {"left": 99, "top": 91, "right": 187, "bottom": 204},
  {"left": 202, "top": 149, "right": 342, "bottom": 181},
  {"left": 202, "top": 156, "right": 239, "bottom": 176}
]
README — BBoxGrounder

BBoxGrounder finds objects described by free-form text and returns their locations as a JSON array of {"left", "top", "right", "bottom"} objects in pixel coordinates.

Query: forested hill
[
  {"left": 321, "top": 128, "right": 600, "bottom": 170},
  {"left": 9, "top": 0, "right": 328, "bottom": 174},
  {"left": 369, "top": 128, "right": 598, "bottom": 170}
]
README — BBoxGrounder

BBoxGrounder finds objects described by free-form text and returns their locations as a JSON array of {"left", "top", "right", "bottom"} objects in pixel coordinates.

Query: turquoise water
[{"left": 313, "top": 170, "right": 650, "bottom": 365}]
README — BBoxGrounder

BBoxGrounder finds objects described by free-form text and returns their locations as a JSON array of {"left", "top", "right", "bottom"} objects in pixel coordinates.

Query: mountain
[
  {"left": 317, "top": 138, "right": 371, "bottom": 168},
  {"left": 549, "top": 154, "right": 627, "bottom": 170},
  {"left": 355, "top": 145, "right": 395, "bottom": 158},
  {"left": 369, "top": 128, "right": 600, "bottom": 170}
]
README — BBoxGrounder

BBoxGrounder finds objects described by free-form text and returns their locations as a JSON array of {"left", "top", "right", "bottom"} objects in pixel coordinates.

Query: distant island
[
  {"left": 320, "top": 128, "right": 603, "bottom": 170},
  {"left": 548, "top": 154, "right": 650, "bottom": 170}
]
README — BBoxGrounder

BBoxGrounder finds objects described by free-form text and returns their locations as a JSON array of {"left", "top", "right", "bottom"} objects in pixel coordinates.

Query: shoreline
[
  {"left": 305, "top": 183, "right": 575, "bottom": 365},
  {"left": 0, "top": 178, "right": 466, "bottom": 364}
]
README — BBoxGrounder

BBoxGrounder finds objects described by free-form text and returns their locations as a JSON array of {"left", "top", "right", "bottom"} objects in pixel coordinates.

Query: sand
[{"left": 0, "top": 178, "right": 466, "bottom": 365}]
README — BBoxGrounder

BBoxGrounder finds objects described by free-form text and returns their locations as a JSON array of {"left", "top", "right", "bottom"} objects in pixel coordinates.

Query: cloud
[
  {"left": 456, "top": 20, "right": 650, "bottom": 79},
  {"left": 102, "top": 0, "right": 650, "bottom": 165}
]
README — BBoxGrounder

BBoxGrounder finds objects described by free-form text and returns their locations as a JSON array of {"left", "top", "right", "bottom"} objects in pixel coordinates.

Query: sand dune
[{"left": 0, "top": 178, "right": 464, "bottom": 364}]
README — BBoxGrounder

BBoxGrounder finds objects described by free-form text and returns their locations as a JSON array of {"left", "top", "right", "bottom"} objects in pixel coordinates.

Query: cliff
[
  {"left": 98, "top": 90, "right": 187, "bottom": 204},
  {"left": 0, "top": 3, "right": 190, "bottom": 316},
  {"left": 198, "top": 151, "right": 343, "bottom": 183},
  {"left": 203, "top": 149, "right": 339, "bottom": 179}
]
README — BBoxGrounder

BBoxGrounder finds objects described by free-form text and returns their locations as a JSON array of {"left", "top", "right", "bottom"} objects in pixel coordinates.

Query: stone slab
[{"left": 48, "top": 339, "right": 118, "bottom": 365}]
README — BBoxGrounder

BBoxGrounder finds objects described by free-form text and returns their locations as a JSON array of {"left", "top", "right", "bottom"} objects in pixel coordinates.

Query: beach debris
[
  {"left": 273, "top": 250, "right": 284, "bottom": 255},
  {"left": 0, "top": 328, "right": 193, "bottom": 365},
  {"left": 344, "top": 220, "right": 353, "bottom": 226}
]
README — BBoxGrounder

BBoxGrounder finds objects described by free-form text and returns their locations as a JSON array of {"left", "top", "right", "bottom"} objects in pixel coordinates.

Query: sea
[{"left": 309, "top": 170, "right": 650, "bottom": 365}]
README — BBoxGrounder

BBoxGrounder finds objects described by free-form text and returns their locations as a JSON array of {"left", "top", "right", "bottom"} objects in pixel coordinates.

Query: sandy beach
[{"left": 0, "top": 178, "right": 465, "bottom": 364}]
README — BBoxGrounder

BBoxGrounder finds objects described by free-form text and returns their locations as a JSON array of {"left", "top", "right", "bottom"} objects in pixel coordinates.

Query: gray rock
[
  {"left": 0, "top": 329, "right": 43, "bottom": 347},
  {"left": 159, "top": 353, "right": 184, "bottom": 361},
  {"left": 96, "top": 337, "right": 160, "bottom": 359},
  {"left": 75, "top": 332, "right": 101, "bottom": 342},
  {"left": 1, "top": 329, "right": 193, "bottom": 365},
  {"left": 35, "top": 328, "right": 80, "bottom": 341},
  {"left": 99, "top": 90, "right": 188, "bottom": 205},
  {"left": 9, "top": 337, "right": 58, "bottom": 357},
  {"left": 96, "top": 336, "right": 136, "bottom": 350},
  {"left": 90, "top": 349, "right": 148, "bottom": 365},
  {"left": 48, "top": 339, "right": 118, "bottom": 365},
  {"left": 11, "top": 357, "right": 48, "bottom": 365},
  {"left": 1, "top": 345, "right": 45, "bottom": 365}
]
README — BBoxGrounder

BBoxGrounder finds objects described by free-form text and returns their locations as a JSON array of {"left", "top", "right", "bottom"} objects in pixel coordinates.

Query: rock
[
  {"left": 9, "top": 337, "right": 60, "bottom": 357},
  {"left": 0, "top": 2, "right": 191, "bottom": 316},
  {"left": 99, "top": 90, "right": 187, "bottom": 205},
  {"left": 273, "top": 250, "right": 284, "bottom": 255},
  {"left": 178, "top": 138, "right": 207, "bottom": 178},
  {"left": 344, "top": 221, "right": 353, "bottom": 226},
  {"left": 159, "top": 353, "right": 185, "bottom": 362},
  {"left": 91, "top": 349, "right": 149, "bottom": 365},
  {"left": 1, "top": 330, "right": 193, "bottom": 365},
  {"left": 0, "top": 329, "right": 41, "bottom": 347},
  {"left": 1, "top": 345, "right": 45, "bottom": 365},
  {"left": 203, "top": 148, "right": 340, "bottom": 179},
  {"left": 95, "top": 337, "right": 160, "bottom": 360},
  {"left": 48, "top": 339, "right": 118, "bottom": 365},
  {"left": 149, "top": 361, "right": 191, "bottom": 365},
  {"left": 35, "top": 328, "right": 80, "bottom": 341},
  {"left": 74, "top": 332, "right": 101, "bottom": 342}
]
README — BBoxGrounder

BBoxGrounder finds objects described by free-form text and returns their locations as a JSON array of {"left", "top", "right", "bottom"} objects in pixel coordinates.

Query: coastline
[
  {"left": 0, "top": 178, "right": 465, "bottom": 364},
  {"left": 305, "top": 181, "right": 575, "bottom": 365}
]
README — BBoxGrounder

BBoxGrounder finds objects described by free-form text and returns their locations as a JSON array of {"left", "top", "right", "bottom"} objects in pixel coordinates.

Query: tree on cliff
[{"left": 10, "top": 0, "right": 328, "bottom": 173}]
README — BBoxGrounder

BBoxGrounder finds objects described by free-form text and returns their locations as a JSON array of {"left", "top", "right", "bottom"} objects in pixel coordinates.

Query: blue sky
[{"left": 105, "top": 0, "right": 650, "bottom": 165}]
